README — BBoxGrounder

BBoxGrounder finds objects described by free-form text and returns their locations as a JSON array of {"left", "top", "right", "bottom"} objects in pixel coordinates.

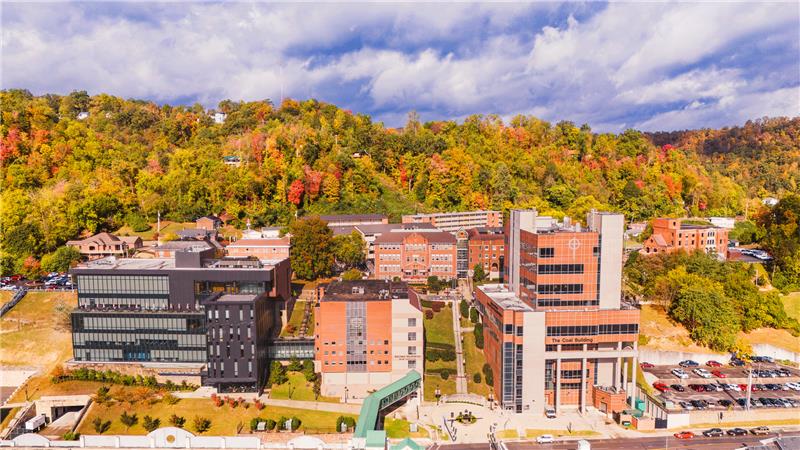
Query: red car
[
  {"left": 674, "top": 431, "right": 695, "bottom": 439},
  {"left": 640, "top": 362, "right": 655, "bottom": 369},
  {"left": 653, "top": 382, "right": 669, "bottom": 392},
  {"left": 739, "top": 384, "right": 749, "bottom": 391},
  {"left": 712, "top": 370, "right": 727, "bottom": 378},
  {"left": 706, "top": 360, "right": 722, "bottom": 367}
]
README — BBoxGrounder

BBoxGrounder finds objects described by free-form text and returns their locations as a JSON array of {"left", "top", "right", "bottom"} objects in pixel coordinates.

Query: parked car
[
  {"left": 730, "top": 358, "right": 745, "bottom": 367},
  {"left": 702, "top": 428, "right": 724, "bottom": 437},
  {"left": 693, "top": 368, "right": 712, "bottom": 378},
  {"left": 544, "top": 408, "right": 556, "bottom": 419},
  {"left": 679, "top": 360, "right": 699, "bottom": 368},
  {"left": 674, "top": 431, "right": 694, "bottom": 439},
  {"left": 653, "top": 382, "right": 669, "bottom": 392},
  {"left": 711, "top": 370, "right": 726, "bottom": 378},
  {"left": 672, "top": 368, "right": 689, "bottom": 379},
  {"left": 640, "top": 362, "right": 654, "bottom": 369},
  {"left": 679, "top": 401, "right": 693, "bottom": 410},
  {"left": 750, "top": 426, "right": 770, "bottom": 435},
  {"left": 670, "top": 384, "right": 686, "bottom": 392},
  {"left": 727, "top": 428, "right": 748, "bottom": 436},
  {"left": 536, "top": 434, "right": 555, "bottom": 444},
  {"left": 718, "top": 399, "right": 732, "bottom": 407},
  {"left": 706, "top": 360, "right": 722, "bottom": 367}
]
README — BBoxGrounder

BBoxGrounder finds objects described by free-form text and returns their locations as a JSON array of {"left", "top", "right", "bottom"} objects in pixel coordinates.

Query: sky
[{"left": 2, "top": 1, "right": 799, "bottom": 132}]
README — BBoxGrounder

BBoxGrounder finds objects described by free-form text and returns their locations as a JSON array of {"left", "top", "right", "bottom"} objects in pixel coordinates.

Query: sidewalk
[{"left": 452, "top": 295, "right": 468, "bottom": 394}]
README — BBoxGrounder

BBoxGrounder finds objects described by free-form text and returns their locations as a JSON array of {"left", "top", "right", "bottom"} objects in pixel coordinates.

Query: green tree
[
  {"left": 341, "top": 268, "right": 362, "bottom": 280},
  {"left": 92, "top": 418, "right": 111, "bottom": 434},
  {"left": 469, "top": 307, "right": 479, "bottom": 324},
  {"left": 427, "top": 275, "right": 442, "bottom": 292},
  {"left": 142, "top": 415, "right": 160, "bottom": 432},
  {"left": 472, "top": 264, "right": 486, "bottom": 283},
  {"left": 289, "top": 217, "right": 335, "bottom": 280},
  {"left": 758, "top": 194, "right": 800, "bottom": 291},
  {"left": 333, "top": 231, "right": 365, "bottom": 269},
  {"left": 120, "top": 411, "right": 138, "bottom": 431},
  {"left": 40, "top": 246, "right": 81, "bottom": 273},
  {"left": 169, "top": 414, "right": 186, "bottom": 428},
  {"left": 459, "top": 299, "right": 469, "bottom": 318}
]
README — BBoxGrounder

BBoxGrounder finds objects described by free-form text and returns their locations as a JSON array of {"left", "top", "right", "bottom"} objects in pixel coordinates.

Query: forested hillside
[{"left": 1, "top": 89, "right": 798, "bottom": 275}]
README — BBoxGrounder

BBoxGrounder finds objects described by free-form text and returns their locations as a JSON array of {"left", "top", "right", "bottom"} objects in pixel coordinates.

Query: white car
[
  {"left": 536, "top": 434, "right": 555, "bottom": 444},
  {"left": 727, "top": 383, "right": 742, "bottom": 392},
  {"left": 693, "top": 368, "right": 712, "bottom": 378},
  {"left": 672, "top": 368, "right": 689, "bottom": 379},
  {"left": 785, "top": 382, "right": 800, "bottom": 391}
]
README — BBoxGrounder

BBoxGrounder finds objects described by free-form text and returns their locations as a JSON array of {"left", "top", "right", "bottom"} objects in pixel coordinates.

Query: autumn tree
[{"left": 288, "top": 216, "right": 334, "bottom": 280}]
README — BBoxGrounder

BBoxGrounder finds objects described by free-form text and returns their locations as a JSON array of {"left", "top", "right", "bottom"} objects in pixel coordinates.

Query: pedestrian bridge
[
  {"left": 267, "top": 338, "right": 314, "bottom": 360},
  {"left": 353, "top": 370, "right": 422, "bottom": 449}
]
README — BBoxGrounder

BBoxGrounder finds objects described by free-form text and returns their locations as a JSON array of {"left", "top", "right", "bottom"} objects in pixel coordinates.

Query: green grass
[
  {"left": 0, "top": 291, "right": 13, "bottom": 305},
  {"left": 463, "top": 328, "right": 490, "bottom": 397},
  {"left": 268, "top": 372, "right": 339, "bottom": 403},
  {"left": 77, "top": 398, "right": 356, "bottom": 435},
  {"left": 782, "top": 292, "right": 800, "bottom": 321},
  {"left": 114, "top": 221, "right": 197, "bottom": 239},
  {"left": 423, "top": 305, "right": 457, "bottom": 401},
  {"left": 384, "top": 418, "right": 429, "bottom": 439},
  {"left": 281, "top": 301, "right": 310, "bottom": 337}
]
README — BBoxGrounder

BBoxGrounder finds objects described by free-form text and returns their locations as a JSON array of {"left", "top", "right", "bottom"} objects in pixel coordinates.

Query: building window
[
  {"left": 408, "top": 360, "right": 416, "bottom": 369},
  {"left": 537, "top": 284, "right": 583, "bottom": 295},
  {"left": 408, "top": 332, "right": 417, "bottom": 341},
  {"left": 408, "top": 318, "right": 417, "bottom": 327},
  {"left": 539, "top": 248, "right": 555, "bottom": 258},
  {"left": 408, "top": 346, "right": 417, "bottom": 356}
]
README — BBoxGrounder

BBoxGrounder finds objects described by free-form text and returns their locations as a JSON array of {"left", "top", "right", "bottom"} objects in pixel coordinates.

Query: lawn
[
  {"left": 281, "top": 301, "right": 311, "bottom": 337},
  {"left": 77, "top": 398, "right": 356, "bottom": 435},
  {"left": 383, "top": 418, "right": 429, "bottom": 439},
  {"left": 423, "top": 305, "right": 457, "bottom": 401},
  {"left": 0, "top": 291, "right": 76, "bottom": 369},
  {"left": 685, "top": 417, "right": 800, "bottom": 429},
  {"left": 782, "top": 291, "right": 800, "bottom": 321},
  {"left": 268, "top": 372, "right": 338, "bottom": 403},
  {"left": 496, "top": 429, "right": 518, "bottom": 439},
  {"left": 740, "top": 328, "right": 800, "bottom": 353},
  {"left": 114, "top": 221, "right": 198, "bottom": 240},
  {"left": 462, "top": 329, "right": 490, "bottom": 397},
  {"left": 0, "top": 291, "right": 13, "bottom": 305}
]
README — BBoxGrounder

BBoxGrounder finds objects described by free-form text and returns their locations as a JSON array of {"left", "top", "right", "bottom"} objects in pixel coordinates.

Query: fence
[{"left": 0, "top": 289, "right": 28, "bottom": 317}]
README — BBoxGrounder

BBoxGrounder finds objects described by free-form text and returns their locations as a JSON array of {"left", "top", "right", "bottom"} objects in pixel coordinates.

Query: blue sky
[{"left": 2, "top": 2, "right": 798, "bottom": 131}]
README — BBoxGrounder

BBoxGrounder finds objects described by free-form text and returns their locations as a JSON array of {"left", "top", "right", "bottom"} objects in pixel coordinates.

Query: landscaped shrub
[
  {"left": 254, "top": 399, "right": 265, "bottom": 410},
  {"left": 62, "top": 431, "right": 80, "bottom": 441},
  {"left": 277, "top": 416, "right": 289, "bottom": 430},
  {"left": 474, "top": 323, "right": 484, "bottom": 349},
  {"left": 288, "top": 358, "right": 303, "bottom": 372},
  {"left": 192, "top": 416, "right": 211, "bottom": 433},
  {"left": 290, "top": 417, "right": 301, "bottom": 431},
  {"left": 460, "top": 299, "right": 469, "bottom": 318},
  {"left": 92, "top": 418, "right": 110, "bottom": 434},
  {"left": 51, "top": 368, "right": 196, "bottom": 391},
  {"left": 120, "top": 411, "right": 138, "bottom": 431},
  {"left": 169, "top": 414, "right": 186, "bottom": 428},
  {"left": 268, "top": 361, "right": 288, "bottom": 385},
  {"left": 469, "top": 307, "right": 479, "bottom": 323},
  {"left": 142, "top": 415, "right": 160, "bottom": 432},
  {"left": 336, "top": 416, "right": 356, "bottom": 432},
  {"left": 424, "top": 310, "right": 434, "bottom": 320},
  {"left": 482, "top": 363, "right": 493, "bottom": 386},
  {"left": 162, "top": 392, "right": 180, "bottom": 405},
  {"left": 265, "top": 419, "right": 277, "bottom": 431},
  {"left": 473, "top": 373, "right": 481, "bottom": 384},
  {"left": 440, "top": 369, "right": 450, "bottom": 380}
]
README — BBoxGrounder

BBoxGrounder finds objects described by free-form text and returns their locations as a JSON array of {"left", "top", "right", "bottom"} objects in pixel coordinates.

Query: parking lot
[{"left": 641, "top": 360, "right": 800, "bottom": 412}]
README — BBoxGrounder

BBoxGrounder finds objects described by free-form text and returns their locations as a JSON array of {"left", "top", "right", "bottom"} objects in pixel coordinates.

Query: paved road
[{"left": 439, "top": 432, "right": 800, "bottom": 449}]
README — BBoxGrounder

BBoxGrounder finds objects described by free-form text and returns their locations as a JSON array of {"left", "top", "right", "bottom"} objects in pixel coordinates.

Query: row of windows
[
  {"left": 537, "top": 299, "right": 599, "bottom": 307},
  {"left": 73, "top": 331, "right": 206, "bottom": 347},
  {"left": 323, "top": 360, "right": 391, "bottom": 366},
  {"left": 74, "top": 348, "right": 206, "bottom": 363},
  {"left": 77, "top": 275, "right": 170, "bottom": 295},
  {"left": 320, "top": 339, "right": 391, "bottom": 346},
  {"left": 209, "top": 343, "right": 255, "bottom": 358},
  {"left": 538, "top": 284, "right": 584, "bottom": 295},
  {"left": 431, "top": 265, "right": 453, "bottom": 273},
  {"left": 209, "top": 360, "right": 253, "bottom": 378},
  {"left": 210, "top": 326, "right": 252, "bottom": 341},
  {"left": 379, "top": 265, "right": 401, "bottom": 273},
  {"left": 431, "top": 254, "right": 452, "bottom": 261},
  {"left": 546, "top": 323, "right": 639, "bottom": 337},
  {"left": 538, "top": 264, "right": 585, "bottom": 275},
  {"left": 78, "top": 296, "right": 169, "bottom": 310},
  {"left": 431, "top": 244, "right": 453, "bottom": 250},
  {"left": 323, "top": 349, "right": 390, "bottom": 355},
  {"left": 75, "top": 315, "right": 204, "bottom": 332},
  {"left": 379, "top": 254, "right": 401, "bottom": 260},
  {"left": 560, "top": 369, "right": 590, "bottom": 379},
  {"left": 207, "top": 308, "right": 254, "bottom": 321}
]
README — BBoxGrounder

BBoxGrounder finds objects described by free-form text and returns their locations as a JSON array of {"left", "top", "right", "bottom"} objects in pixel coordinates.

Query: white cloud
[{"left": 1, "top": 2, "right": 797, "bottom": 131}]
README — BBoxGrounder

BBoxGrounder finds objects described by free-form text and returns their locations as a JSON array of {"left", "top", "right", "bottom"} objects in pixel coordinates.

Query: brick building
[
  {"left": 466, "top": 227, "right": 505, "bottom": 279},
  {"left": 642, "top": 218, "right": 728, "bottom": 259},
  {"left": 372, "top": 231, "right": 457, "bottom": 282},
  {"left": 473, "top": 210, "right": 639, "bottom": 415},
  {"left": 401, "top": 210, "right": 502, "bottom": 232},
  {"left": 226, "top": 237, "right": 291, "bottom": 261},
  {"left": 314, "top": 280, "right": 423, "bottom": 401}
]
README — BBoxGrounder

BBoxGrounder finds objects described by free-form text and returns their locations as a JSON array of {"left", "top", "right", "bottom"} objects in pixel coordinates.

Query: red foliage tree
[
  {"left": 288, "top": 179, "right": 305, "bottom": 206},
  {"left": 304, "top": 166, "right": 323, "bottom": 200}
]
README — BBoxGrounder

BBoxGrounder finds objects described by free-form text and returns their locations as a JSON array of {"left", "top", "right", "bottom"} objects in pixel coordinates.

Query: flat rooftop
[
  {"left": 477, "top": 284, "right": 533, "bottom": 312},
  {"left": 216, "top": 294, "right": 259, "bottom": 302},
  {"left": 74, "top": 256, "right": 279, "bottom": 271},
  {"left": 322, "top": 279, "right": 409, "bottom": 302}
]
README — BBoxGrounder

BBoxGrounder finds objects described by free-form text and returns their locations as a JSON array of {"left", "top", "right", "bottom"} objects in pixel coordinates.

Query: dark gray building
[{"left": 70, "top": 247, "right": 291, "bottom": 391}]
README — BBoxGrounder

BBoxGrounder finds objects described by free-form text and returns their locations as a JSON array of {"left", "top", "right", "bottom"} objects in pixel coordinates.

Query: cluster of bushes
[
  {"left": 469, "top": 308, "right": 479, "bottom": 324},
  {"left": 287, "top": 358, "right": 317, "bottom": 383},
  {"left": 472, "top": 373, "right": 481, "bottom": 383},
  {"left": 335, "top": 416, "right": 356, "bottom": 432},
  {"left": 474, "top": 323, "right": 484, "bottom": 349},
  {"left": 459, "top": 299, "right": 469, "bottom": 318},
  {"left": 210, "top": 393, "right": 257, "bottom": 409},
  {"left": 52, "top": 367, "right": 196, "bottom": 391},
  {"left": 482, "top": 363, "right": 494, "bottom": 386},
  {"left": 62, "top": 431, "right": 80, "bottom": 441},
  {"left": 424, "top": 310, "right": 434, "bottom": 320},
  {"left": 421, "top": 299, "right": 446, "bottom": 312},
  {"left": 425, "top": 343, "right": 456, "bottom": 362}
]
